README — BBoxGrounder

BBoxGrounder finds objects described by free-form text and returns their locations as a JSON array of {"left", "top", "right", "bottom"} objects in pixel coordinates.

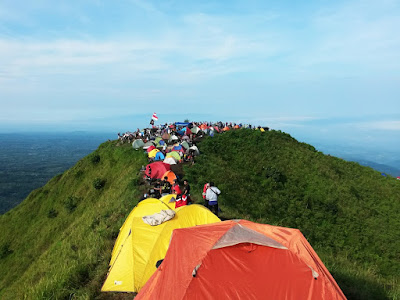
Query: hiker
[
  {"left": 172, "top": 179, "right": 182, "bottom": 195},
  {"left": 183, "top": 179, "right": 191, "bottom": 204},
  {"left": 161, "top": 176, "right": 172, "bottom": 196},
  {"left": 206, "top": 182, "right": 221, "bottom": 216},
  {"left": 175, "top": 193, "right": 187, "bottom": 208},
  {"left": 153, "top": 179, "right": 162, "bottom": 198},
  {"left": 202, "top": 182, "right": 210, "bottom": 208}
]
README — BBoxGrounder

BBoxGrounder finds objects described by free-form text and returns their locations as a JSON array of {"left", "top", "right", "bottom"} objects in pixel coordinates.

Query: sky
[{"left": 0, "top": 0, "right": 399, "bottom": 153}]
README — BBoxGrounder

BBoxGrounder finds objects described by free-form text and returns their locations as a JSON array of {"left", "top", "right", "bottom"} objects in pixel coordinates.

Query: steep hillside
[
  {"left": 1, "top": 130, "right": 399, "bottom": 299},
  {"left": 0, "top": 141, "right": 147, "bottom": 299},
  {"left": 184, "top": 129, "right": 400, "bottom": 300}
]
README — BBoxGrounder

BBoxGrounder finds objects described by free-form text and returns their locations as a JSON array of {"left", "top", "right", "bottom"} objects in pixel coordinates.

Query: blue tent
[
  {"left": 154, "top": 152, "right": 165, "bottom": 161},
  {"left": 173, "top": 145, "right": 184, "bottom": 152}
]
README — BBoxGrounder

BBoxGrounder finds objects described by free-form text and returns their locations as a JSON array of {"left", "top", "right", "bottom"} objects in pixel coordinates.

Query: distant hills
[{"left": 0, "top": 130, "right": 399, "bottom": 299}]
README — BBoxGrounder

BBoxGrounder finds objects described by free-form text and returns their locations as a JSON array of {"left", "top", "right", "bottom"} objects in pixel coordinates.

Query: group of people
[
  {"left": 118, "top": 121, "right": 269, "bottom": 145},
  {"left": 151, "top": 177, "right": 192, "bottom": 208},
  {"left": 133, "top": 120, "right": 270, "bottom": 217}
]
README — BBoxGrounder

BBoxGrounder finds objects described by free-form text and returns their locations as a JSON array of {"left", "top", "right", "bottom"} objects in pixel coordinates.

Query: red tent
[
  {"left": 146, "top": 145, "right": 156, "bottom": 153},
  {"left": 136, "top": 220, "right": 346, "bottom": 300},
  {"left": 145, "top": 162, "right": 171, "bottom": 179}
]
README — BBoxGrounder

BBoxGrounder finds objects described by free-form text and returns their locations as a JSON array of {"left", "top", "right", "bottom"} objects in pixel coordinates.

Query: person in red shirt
[
  {"left": 202, "top": 182, "right": 210, "bottom": 208},
  {"left": 172, "top": 179, "right": 182, "bottom": 195}
]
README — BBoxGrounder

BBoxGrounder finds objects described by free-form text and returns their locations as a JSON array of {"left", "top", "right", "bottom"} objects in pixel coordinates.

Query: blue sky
[{"left": 0, "top": 0, "right": 399, "bottom": 142}]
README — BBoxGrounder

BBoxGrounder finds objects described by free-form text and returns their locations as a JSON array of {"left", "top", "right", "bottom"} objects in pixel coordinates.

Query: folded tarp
[{"left": 142, "top": 209, "right": 176, "bottom": 226}]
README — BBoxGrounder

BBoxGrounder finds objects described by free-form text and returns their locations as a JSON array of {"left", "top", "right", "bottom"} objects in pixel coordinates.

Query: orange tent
[
  {"left": 136, "top": 220, "right": 346, "bottom": 300},
  {"left": 222, "top": 126, "right": 230, "bottom": 131},
  {"left": 161, "top": 170, "right": 177, "bottom": 184},
  {"left": 199, "top": 124, "right": 208, "bottom": 130}
]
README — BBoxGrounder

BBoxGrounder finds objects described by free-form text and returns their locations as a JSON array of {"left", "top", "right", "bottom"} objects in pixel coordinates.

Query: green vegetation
[
  {"left": 0, "top": 141, "right": 147, "bottom": 299},
  {"left": 0, "top": 130, "right": 399, "bottom": 299},
  {"left": 184, "top": 129, "right": 400, "bottom": 300}
]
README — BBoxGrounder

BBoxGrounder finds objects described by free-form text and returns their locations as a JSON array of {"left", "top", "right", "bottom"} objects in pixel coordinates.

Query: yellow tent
[
  {"left": 159, "top": 194, "right": 177, "bottom": 204},
  {"left": 101, "top": 202, "right": 220, "bottom": 293},
  {"left": 148, "top": 149, "right": 160, "bottom": 158}
]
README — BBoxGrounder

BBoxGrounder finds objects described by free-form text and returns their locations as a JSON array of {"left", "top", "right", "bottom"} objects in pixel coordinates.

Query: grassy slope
[
  {"left": 0, "top": 141, "right": 147, "bottom": 299},
  {"left": 183, "top": 129, "right": 400, "bottom": 300},
  {"left": 0, "top": 131, "right": 399, "bottom": 299}
]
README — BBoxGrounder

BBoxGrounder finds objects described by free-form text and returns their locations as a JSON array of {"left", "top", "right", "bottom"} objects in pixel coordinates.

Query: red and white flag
[{"left": 152, "top": 112, "right": 158, "bottom": 121}]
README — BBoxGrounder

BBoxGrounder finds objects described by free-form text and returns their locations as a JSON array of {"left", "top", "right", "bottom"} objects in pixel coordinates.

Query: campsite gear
[
  {"left": 148, "top": 149, "right": 160, "bottom": 158},
  {"left": 180, "top": 141, "right": 190, "bottom": 150},
  {"left": 132, "top": 139, "right": 145, "bottom": 149},
  {"left": 101, "top": 203, "right": 220, "bottom": 293},
  {"left": 162, "top": 170, "right": 177, "bottom": 185},
  {"left": 143, "top": 141, "right": 156, "bottom": 150},
  {"left": 168, "top": 135, "right": 179, "bottom": 143},
  {"left": 188, "top": 145, "right": 200, "bottom": 156},
  {"left": 172, "top": 145, "right": 185, "bottom": 153},
  {"left": 162, "top": 132, "right": 170, "bottom": 140},
  {"left": 163, "top": 157, "right": 177, "bottom": 165},
  {"left": 166, "top": 151, "right": 181, "bottom": 162},
  {"left": 136, "top": 220, "right": 346, "bottom": 300},
  {"left": 154, "top": 151, "right": 165, "bottom": 161},
  {"left": 146, "top": 145, "right": 156, "bottom": 153},
  {"left": 191, "top": 125, "right": 200, "bottom": 134},
  {"left": 145, "top": 162, "right": 171, "bottom": 179},
  {"left": 142, "top": 209, "right": 175, "bottom": 226}
]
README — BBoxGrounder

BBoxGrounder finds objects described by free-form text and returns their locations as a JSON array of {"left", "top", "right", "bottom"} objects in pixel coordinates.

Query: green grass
[
  {"left": 184, "top": 129, "right": 400, "bottom": 299},
  {"left": 0, "top": 141, "right": 147, "bottom": 299},
  {"left": 1, "top": 130, "right": 399, "bottom": 299}
]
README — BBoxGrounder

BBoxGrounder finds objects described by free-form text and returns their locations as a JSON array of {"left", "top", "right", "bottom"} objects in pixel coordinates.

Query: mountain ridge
[{"left": 0, "top": 129, "right": 399, "bottom": 299}]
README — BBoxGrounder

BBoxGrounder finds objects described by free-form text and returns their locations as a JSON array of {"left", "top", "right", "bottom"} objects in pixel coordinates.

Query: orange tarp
[{"left": 136, "top": 220, "right": 346, "bottom": 300}]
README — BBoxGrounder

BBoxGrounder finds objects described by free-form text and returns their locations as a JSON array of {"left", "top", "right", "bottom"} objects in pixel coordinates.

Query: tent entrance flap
[{"left": 212, "top": 224, "right": 287, "bottom": 250}]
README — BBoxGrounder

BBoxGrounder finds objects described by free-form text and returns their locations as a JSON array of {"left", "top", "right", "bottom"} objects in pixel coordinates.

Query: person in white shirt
[{"left": 205, "top": 182, "right": 221, "bottom": 216}]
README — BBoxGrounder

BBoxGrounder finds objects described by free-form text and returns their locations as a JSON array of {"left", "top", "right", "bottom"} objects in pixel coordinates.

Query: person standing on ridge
[
  {"left": 202, "top": 182, "right": 210, "bottom": 208},
  {"left": 183, "top": 179, "right": 191, "bottom": 204},
  {"left": 161, "top": 177, "right": 172, "bottom": 196},
  {"left": 206, "top": 182, "right": 221, "bottom": 216},
  {"left": 172, "top": 179, "right": 182, "bottom": 196}
]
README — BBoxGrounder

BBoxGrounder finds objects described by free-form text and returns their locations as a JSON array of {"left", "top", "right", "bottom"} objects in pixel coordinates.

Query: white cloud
[{"left": 357, "top": 121, "right": 400, "bottom": 131}]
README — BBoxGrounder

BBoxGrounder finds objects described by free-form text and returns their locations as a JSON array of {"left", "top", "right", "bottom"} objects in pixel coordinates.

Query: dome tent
[
  {"left": 101, "top": 203, "right": 220, "bottom": 293},
  {"left": 132, "top": 139, "right": 145, "bottom": 149},
  {"left": 136, "top": 220, "right": 346, "bottom": 300},
  {"left": 145, "top": 162, "right": 171, "bottom": 179}
]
